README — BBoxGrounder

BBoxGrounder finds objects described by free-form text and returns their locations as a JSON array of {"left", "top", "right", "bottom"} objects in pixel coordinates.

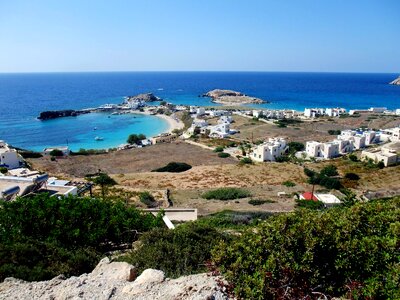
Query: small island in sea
[
  {"left": 201, "top": 89, "right": 268, "bottom": 105},
  {"left": 389, "top": 76, "right": 400, "bottom": 85}
]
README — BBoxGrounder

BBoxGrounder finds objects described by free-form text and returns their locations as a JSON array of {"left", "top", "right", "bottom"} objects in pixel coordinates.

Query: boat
[
  {"left": 94, "top": 136, "right": 104, "bottom": 141},
  {"left": 93, "top": 127, "right": 97, "bottom": 130}
]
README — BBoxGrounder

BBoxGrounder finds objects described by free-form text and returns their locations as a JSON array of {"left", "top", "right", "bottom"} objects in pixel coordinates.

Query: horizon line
[{"left": 0, "top": 70, "right": 398, "bottom": 75}]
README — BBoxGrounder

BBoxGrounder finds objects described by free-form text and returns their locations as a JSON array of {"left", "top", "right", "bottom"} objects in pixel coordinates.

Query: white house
[
  {"left": 43, "top": 146, "right": 70, "bottom": 156},
  {"left": 306, "top": 141, "right": 339, "bottom": 159},
  {"left": 369, "top": 107, "right": 387, "bottom": 113},
  {"left": 361, "top": 145, "right": 398, "bottom": 167},
  {"left": 209, "top": 123, "right": 231, "bottom": 138},
  {"left": 196, "top": 107, "right": 206, "bottom": 116},
  {"left": 218, "top": 115, "right": 233, "bottom": 124},
  {"left": 251, "top": 138, "right": 288, "bottom": 162},
  {"left": 396, "top": 109, "right": 400, "bottom": 116},
  {"left": 252, "top": 110, "right": 262, "bottom": 118},
  {"left": 0, "top": 141, "right": 23, "bottom": 169}
]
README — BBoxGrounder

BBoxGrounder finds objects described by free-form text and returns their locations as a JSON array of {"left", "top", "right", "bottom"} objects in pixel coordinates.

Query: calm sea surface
[{"left": 0, "top": 72, "right": 399, "bottom": 151}]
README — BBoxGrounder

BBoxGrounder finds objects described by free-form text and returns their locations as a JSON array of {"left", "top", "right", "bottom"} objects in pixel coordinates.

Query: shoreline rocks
[
  {"left": 125, "top": 93, "right": 162, "bottom": 102},
  {"left": 0, "top": 258, "right": 230, "bottom": 299},
  {"left": 202, "top": 89, "right": 268, "bottom": 105},
  {"left": 38, "top": 110, "right": 88, "bottom": 120},
  {"left": 389, "top": 76, "right": 400, "bottom": 85}
]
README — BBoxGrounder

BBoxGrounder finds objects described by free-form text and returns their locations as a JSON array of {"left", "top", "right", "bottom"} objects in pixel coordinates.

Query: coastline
[{"left": 133, "top": 111, "right": 184, "bottom": 134}]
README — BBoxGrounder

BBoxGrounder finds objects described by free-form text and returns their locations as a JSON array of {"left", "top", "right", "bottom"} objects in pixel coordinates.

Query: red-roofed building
[{"left": 300, "top": 192, "right": 318, "bottom": 201}]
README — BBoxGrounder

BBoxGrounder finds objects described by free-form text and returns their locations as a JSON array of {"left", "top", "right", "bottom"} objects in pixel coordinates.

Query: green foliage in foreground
[
  {"left": 120, "top": 223, "right": 227, "bottom": 278},
  {"left": 139, "top": 191, "right": 157, "bottom": 208},
  {"left": 196, "top": 210, "right": 275, "bottom": 229},
  {"left": 152, "top": 162, "right": 192, "bottom": 173},
  {"left": 296, "top": 199, "right": 325, "bottom": 210},
  {"left": 202, "top": 187, "right": 251, "bottom": 200},
  {"left": 212, "top": 197, "right": 400, "bottom": 299},
  {"left": 0, "top": 194, "right": 163, "bottom": 282}
]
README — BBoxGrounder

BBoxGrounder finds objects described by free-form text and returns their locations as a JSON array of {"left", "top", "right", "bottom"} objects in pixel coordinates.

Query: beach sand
[{"left": 134, "top": 110, "right": 185, "bottom": 134}]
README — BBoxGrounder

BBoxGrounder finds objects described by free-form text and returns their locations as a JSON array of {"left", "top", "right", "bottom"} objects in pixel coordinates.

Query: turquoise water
[
  {"left": 1, "top": 72, "right": 399, "bottom": 151},
  {"left": 21, "top": 112, "right": 169, "bottom": 152}
]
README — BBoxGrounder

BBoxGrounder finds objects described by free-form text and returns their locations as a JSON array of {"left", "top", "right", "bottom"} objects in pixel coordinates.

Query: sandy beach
[{"left": 133, "top": 110, "right": 185, "bottom": 134}]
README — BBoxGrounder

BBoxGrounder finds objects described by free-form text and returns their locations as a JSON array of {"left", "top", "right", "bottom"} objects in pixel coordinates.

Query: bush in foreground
[
  {"left": 202, "top": 187, "right": 251, "bottom": 200},
  {"left": 0, "top": 194, "right": 163, "bottom": 281},
  {"left": 212, "top": 197, "right": 400, "bottom": 299},
  {"left": 152, "top": 162, "right": 192, "bottom": 173},
  {"left": 218, "top": 152, "right": 230, "bottom": 158},
  {"left": 120, "top": 223, "right": 227, "bottom": 278}
]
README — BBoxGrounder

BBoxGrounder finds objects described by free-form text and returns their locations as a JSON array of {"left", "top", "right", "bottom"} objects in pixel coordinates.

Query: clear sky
[{"left": 0, "top": 0, "right": 399, "bottom": 73}]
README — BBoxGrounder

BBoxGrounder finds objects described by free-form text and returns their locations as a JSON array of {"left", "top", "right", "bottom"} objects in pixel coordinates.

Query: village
[{"left": 2, "top": 98, "right": 400, "bottom": 217}]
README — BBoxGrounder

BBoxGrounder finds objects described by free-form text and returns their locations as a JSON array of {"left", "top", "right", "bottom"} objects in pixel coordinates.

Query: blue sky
[{"left": 0, "top": 0, "right": 399, "bottom": 73}]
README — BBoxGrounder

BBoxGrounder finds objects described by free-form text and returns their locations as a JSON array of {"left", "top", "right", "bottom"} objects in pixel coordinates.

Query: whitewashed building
[
  {"left": 209, "top": 123, "right": 231, "bottom": 138},
  {"left": 251, "top": 138, "right": 288, "bottom": 162},
  {"left": 0, "top": 141, "right": 23, "bottom": 169},
  {"left": 306, "top": 141, "right": 339, "bottom": 159}
]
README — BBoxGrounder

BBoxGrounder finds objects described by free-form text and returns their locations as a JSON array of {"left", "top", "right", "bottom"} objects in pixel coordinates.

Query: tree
[
  {"left": 49, "top": 149, "right": 63, "bottom": 157},
  {"left": 127, "top": 133, "right": 146, "bottom": 145},
  {"left": 92, "top": 173, "right": 116, "bottom": 199}
]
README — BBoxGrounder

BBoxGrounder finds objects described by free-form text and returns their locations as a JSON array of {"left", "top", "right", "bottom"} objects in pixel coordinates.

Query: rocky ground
[
  {"left": 203, "top": 89, "right": 267, "bottom": 105},
  {"left": 0, "top": 258, "right": 230, "bottom": 300}
]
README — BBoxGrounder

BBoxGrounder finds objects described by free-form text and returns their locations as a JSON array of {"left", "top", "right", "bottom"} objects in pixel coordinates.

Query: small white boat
[{"left": 94, "top": 136, "right": 104, "bottom": 141}]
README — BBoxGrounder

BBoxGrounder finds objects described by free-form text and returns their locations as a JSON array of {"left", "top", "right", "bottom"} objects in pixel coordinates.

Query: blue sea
[{"left": 0, "top": 72, "right": 399, "bottom": 151}]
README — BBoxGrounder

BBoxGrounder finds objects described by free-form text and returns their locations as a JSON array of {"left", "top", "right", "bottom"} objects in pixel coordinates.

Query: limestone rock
[
  {"left": 0, "top": 260, "right": 230, "bottom": 300},
  {"left": 389, "top": 76, "right": 400, "bottom": 85},
  {"left": 202, "top": 89, "right": 268, "bottom": 105}
]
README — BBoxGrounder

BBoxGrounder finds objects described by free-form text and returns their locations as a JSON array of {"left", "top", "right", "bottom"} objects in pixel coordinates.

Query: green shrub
[
  {"left": 240, "top": 157, "right": 253, "bottom": 165},
  {"left": 202, "top": 188, "right": 251, "bottom": 200},
  {"left": 49, "top": 149, "right": 63, "bottom": 157},
  {"left": 320, "top": 164, "right": 339, "bottom": 177},
  {"left": 0, "top": 167, "right": 8, "bottom": 174},
  {"left": 214, "top": 146, "right": 224, "bottom": 152},
  {"left": 377, "top": 161, "right": 385, "bottom": 169},
  {"left": 50, "top": 156, "right": 56, "bottom": 161},
  {"left": 288, "top": 141, "right": 305, "bottom": 153},
  {"left": 345, "top": 172, "right": 360, "bottom": 180},
  {"left": 248, "top": 199, "right": 275, "bottom": 206},
  {"left": 120, "top": 223, "right": 227, "bottom": 278},
  {"left": 196, "top": 210, "right": 274, "bottom": 229},
  {"left": 139, "top": 191, "right": 157, "bottom": 208},
  {"left": 18, "top": 150, "right": 43, "bottom": 159},
  {"left": 282, "top": 180, "right": 296, "bottom": 187},
  {"left": 152, "top": 162, "right": 192, "bottom": 173},
  {"left": 295, "top": 199, "right": 325, "bottom": 209},
  {"left": 127, "top": 133, "right": 146, "bottom": 145},
  {"left": 212, "top": 197, "right": 400, "bottom": 299},
  {"left": 328, "top": 129, "right": 341, "bottom": 135},
  {"left": 218, "top": 152, "right": 230, "bottom": 158},
  {"left": 0, "top": 194, "right": 163, "bottom": 282},
  {"left": 71, "top": 148, "right": 107, "bottom": 156},
  {"left": 348, "top": 154, "right": 358, "bottom": 162}
]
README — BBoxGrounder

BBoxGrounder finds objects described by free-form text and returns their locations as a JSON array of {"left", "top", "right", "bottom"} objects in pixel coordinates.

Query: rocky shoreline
[
  {"left": 202, "top": 89, "right": 268, "bottom": 105},
  {"left": 389, "top": 76, "right": 400, "bottom": 85},
  {"left": 37, "top": 109, "right": 90, "bottom": 120}
]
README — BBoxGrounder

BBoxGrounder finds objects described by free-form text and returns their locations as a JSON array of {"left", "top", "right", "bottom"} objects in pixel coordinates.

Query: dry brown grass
[{"left": 27, "top": 141, "right": 236, "bottom": 178}]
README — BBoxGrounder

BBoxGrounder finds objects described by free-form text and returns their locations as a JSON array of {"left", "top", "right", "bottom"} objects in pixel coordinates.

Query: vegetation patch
[
  {"left": 152, "top": 162, "right": 192, "bottom": 173},
  {"left": 212, "top": 197, "right": 400, "bottom": 299},
  {"left": 120, "top": 223, "right": 227, "bottom": 278},
  {"left": 213, "top": 146, "right": 224, "bottom": 152},
  {"left": 218, "top": 152, "right": 230, "bottom": 158},
  {"left": 139, "top": 191, "right": 158, "bottom": 208},
  {"left": 248, "top": 199, "right": 275, "bottom": 206},
  {"left": 282, "top": 180, "right": 296, "bottom": 187},
  {"left": 202, "top": 187, "right": 251, "bottom": 200},
  {"left": 0, "top": 194, "right": 163, "bottom": 282}
]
